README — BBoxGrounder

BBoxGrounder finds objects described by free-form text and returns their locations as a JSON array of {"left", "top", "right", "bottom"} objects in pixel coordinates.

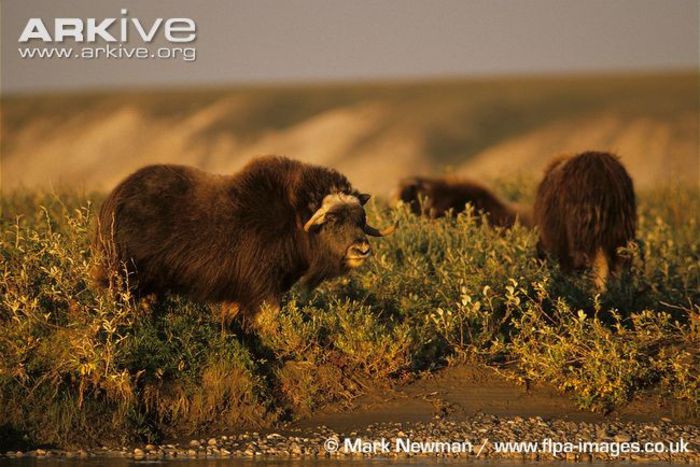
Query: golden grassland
[
  {"left": 0, "top": 185, "right": 698, "bottom": 447},
  {"left": 2, "top": 72, "right": 698, "bottom": 195}
]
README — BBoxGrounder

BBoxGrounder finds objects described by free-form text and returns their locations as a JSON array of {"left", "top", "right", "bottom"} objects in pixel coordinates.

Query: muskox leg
[
  {"left": 219, "top": 296, "right": 281, "bottom": 336},
  {"left": 90, "top": 261, "right": 110, "bottom": 289},
  {"left": 220, "top": 302, "right": 242, "bottom": 335},
  {"left": 592, "top": 248, "right": 610, "bottom": 292},
  {"left": 535, "top": 240, "right": 547, "bottom": 260},
  {"left": 611, "top": 241, "right": 636, "bottom": 278},
  {"left": 139, "top": 293, "right": 159, "bottom": 312}
]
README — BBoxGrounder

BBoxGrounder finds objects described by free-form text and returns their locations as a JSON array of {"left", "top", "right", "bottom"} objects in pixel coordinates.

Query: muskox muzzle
[{"left": 347, "top": 240, "right": 372, "bottom": 259}]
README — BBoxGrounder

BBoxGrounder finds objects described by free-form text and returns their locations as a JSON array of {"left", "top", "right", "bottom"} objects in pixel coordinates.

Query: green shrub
[{"left": 0, "top": 186, "right": 698, "bottom": 446}]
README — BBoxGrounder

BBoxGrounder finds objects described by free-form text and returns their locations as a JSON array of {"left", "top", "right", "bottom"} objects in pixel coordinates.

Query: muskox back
[
  {"left": 94, "top": 164, "right": 245, "bottom": 300},
  {"left": 397, "top": 176, "right": 530, "bottom": 228},
  {"left": 534, "top": 151, "right": 636, "bottom": 288}
]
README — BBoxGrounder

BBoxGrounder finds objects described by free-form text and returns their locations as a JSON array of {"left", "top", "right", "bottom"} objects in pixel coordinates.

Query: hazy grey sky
[{"left": 2, "top": 0, "right": 698, "bottom": 94}]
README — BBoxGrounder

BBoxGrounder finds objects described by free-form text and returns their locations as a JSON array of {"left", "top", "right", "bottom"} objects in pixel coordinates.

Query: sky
[{"left": 1, "top": 0, "right": 699, "bottom": 94}]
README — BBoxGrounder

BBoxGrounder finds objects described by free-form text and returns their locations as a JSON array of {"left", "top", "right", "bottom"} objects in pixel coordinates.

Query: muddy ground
[{"left": 298, "top": 364, "right": 698, "bottom": 431}]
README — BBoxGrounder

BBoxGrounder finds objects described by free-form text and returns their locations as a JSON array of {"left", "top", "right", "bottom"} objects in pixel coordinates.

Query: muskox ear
[{"left": 357, "top": 193, "right": 371, "bottom": 205}]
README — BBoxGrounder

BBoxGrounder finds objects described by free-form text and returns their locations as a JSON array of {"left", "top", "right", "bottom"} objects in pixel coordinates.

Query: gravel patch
[{"left": 2, "top": 414, "right": 698, "bottom": 463}]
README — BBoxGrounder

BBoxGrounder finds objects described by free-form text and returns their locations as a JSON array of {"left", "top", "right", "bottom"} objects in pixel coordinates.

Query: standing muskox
[
  {"left": 533, "top": 151, "right": 636, "bottom": 289},
  {"left": 396, "top": 176, "right": 531, "bottom": 228},
  {"left": 94, "top": 156, "right": 394, "bottom": 326}
]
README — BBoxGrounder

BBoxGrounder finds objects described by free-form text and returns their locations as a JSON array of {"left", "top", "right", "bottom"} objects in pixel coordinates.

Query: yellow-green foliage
[{"left": 0, "top": 186, "right": 698, "bottom": 446}]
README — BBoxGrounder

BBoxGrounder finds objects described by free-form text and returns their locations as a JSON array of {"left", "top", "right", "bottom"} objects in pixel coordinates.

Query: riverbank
[
  {"left": 2, "top": 415, "right": 699, "bottom": 463},
  {"left": 2, "top": 366, "right": 698, "bottom": 463}
]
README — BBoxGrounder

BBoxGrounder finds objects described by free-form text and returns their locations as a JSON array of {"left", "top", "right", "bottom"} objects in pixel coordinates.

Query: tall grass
[{"left": 0, "top": 186, "right": 698, "bottom": 447}]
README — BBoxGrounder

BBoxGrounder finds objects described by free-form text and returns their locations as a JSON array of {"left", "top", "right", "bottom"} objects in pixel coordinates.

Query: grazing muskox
[
  {"left": 94, "top": 156, "right": 394, "bottom": 326},
  {"left": 533, "top": 151, "right": 636, "bottom": 289},
  {"left": 396, "top": 176, "right": 531, "bottom": 227}
]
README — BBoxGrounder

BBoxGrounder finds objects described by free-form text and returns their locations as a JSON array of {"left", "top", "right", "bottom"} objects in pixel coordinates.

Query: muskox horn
[
  {"left": 304, "top": 208, "right": 328, "bottom": 232},
  {"left": 364, "top": 222, "right": 397, "bottom": 237},
  {"left": 304, "top": 193, "right": 362, "bottom": 232}
]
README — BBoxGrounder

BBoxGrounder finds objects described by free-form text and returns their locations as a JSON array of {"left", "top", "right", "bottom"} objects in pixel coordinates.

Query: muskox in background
[
  {"left": 396, "top": 176, "right": 531, "bottom": 228},
  {"left": 534, "top": 151, "right": 636, "bottom": 289},
  {"left": 94, "top": 156, "right": 394, "bottom": 327}
]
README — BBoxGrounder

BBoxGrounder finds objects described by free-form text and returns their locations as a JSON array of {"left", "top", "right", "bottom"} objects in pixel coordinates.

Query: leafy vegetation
[{"left": 0, "top": 185, "right": 698, "bottom": 447}]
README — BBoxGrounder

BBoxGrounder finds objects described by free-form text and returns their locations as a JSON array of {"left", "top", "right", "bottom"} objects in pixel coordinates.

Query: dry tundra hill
[{"left": 1, "top": 72, "right": 698, "bottom": 195}]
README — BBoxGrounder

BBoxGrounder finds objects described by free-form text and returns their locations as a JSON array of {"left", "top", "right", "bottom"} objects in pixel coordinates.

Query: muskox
[
  {"left": 93, "top": 156, "right": 394, "bottom": 326},
  {"left": 533, "top": 151, "right": 636, "bottom": 289},
  {"left": 396, "top": 176, "right": 531, "bottom": 227}
]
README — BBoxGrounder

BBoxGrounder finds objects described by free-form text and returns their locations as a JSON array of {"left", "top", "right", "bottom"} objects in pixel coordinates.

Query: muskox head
[
  {"left": 304, "top": 193, "right": 395, "bottom": 269},
  {"left": 396, "top": 177, "right": 427, "bottom": 216}
]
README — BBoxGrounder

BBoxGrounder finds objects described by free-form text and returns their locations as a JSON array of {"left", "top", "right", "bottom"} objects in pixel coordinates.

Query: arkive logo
[
  {"left": 18, "top": 9, "right": 196, "bottom": 43},
  {"left": 17, "top": 9, "right": 197, "bottom": 62}
]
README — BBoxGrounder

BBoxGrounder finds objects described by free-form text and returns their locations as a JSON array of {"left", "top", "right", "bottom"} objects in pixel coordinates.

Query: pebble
[{"left": 4, "top": 414, "right": 700, "bottom": 463}]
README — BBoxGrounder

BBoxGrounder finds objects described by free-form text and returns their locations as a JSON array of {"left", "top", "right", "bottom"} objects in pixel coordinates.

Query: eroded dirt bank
[{"left": 300, "top": 365, "right": 699, "bottom": 432}]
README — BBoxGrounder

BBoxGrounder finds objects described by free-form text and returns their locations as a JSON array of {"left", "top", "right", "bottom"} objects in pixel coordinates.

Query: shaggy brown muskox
[
  {"left": 534, "top": 151, "right": 636, "bottom": 289},
  {"left": 93, "top": 156, "right": 394, "bottom": 326},
  {"left": 396, "top": 176, "right": 531, "bottom": 227}
]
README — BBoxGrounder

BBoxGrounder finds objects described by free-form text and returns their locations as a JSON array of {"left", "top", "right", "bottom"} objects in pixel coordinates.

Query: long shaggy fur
[
  {"left": 94, "top": 156, "right": 366, "bottom": 322},
  {"left": 397, "top": 176, "right": 530, "bottom": 227},
  {"left": 533, "top": 151, "right": 636, "bottom": 287}
]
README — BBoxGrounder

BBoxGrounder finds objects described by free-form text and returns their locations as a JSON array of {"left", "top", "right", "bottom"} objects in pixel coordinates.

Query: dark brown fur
[
  {"left": 94, "top": 156, "right": 379, "bottom": 324},
  {"left": 397, "top": 176, "right": 530, "bottom": 227},
  {"left": 533, "top": 151, "right": 636, "bottom": 288}
]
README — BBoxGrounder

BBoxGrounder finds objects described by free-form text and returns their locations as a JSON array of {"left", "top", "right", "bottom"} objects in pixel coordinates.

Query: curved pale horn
[
  {"left": 364, "top": 222, "right": 397, "bottom": 237},
  {"left": 304, "top": 208, "right": 327, "bottom": 232},
  {"left": 304, "top": 193, "right": 361, "bottom": 232}
]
